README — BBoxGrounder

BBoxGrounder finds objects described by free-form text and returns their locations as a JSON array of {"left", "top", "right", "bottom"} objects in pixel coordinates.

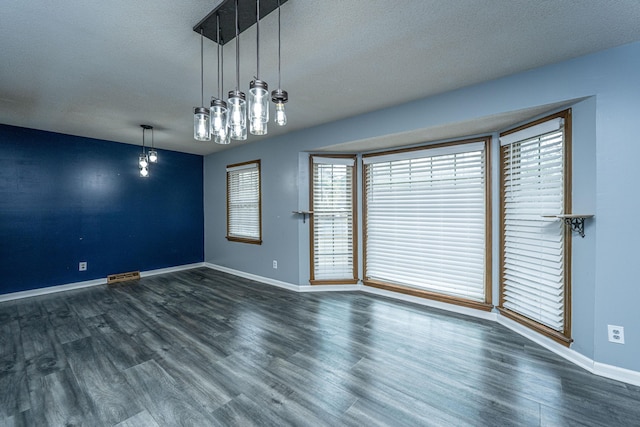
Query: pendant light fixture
[
  {"left": 148, "top": 126, "right": 158, "bottom": 163},
  {"left": 228, "top": 0, "right": 247, "bottom": 141},
  {"left": 194, "top": 28, "right": 211, "bottom": 141},
  {"left": 271, "top": 0, "right": 288, "bottom": 126},
  {"left": 139, "top": 125, "right": 151, "bottom": 177},
  {"left": 211, "top": 14, "right": 230, "bottom": 145},
  {"left": 249, "top": 0, "right": 268, "bottom": 135}
]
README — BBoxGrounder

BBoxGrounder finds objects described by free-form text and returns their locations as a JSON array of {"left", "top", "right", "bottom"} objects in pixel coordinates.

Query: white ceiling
[{"left": 2, "top": 0, "right": 640, "bottom": 156}]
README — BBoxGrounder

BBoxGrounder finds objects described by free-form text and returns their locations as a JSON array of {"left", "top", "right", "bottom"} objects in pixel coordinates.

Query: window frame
[
  {"left": 498, "top": 109, "right": 573, "bottom": 346},
  {"left": 362, "top": 137, "right": 492, "bottom": 311},
  {"left": 226, "top": 159, "right": 262, "bottom": 245},
  {"left": 309, "top": 154, "right": 358, "bottom": 285}
]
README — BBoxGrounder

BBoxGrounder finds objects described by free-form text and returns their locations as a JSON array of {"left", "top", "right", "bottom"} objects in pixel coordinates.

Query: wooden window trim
[
  {"left": 364, "top": 280, "right": 493, "bottom": 312},
  {"left": 362, "top": 137, "right": 492, "bottom": 309},
  {"left": 226, "top": 159, "right": 263, "bottom": 245},
  {"left": 309, "top": 154, "right": 358, "bottom": 285},
  {"left": 498, "top": 109, "right": 573, "bottom": 345}
]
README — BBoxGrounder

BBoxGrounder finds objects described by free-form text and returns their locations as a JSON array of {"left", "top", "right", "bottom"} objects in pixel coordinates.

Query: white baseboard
[
  {"left": 362, "top": 285, "right": 498, "bottom": 322},
  {"left": 0, "top": 262, "right": 206, "bottom": 303},
  {"left": 204, "top": 263, "right": 301, "bottom": 292},
  {"left": 594, "top": 362, "right": 640, "bottom": 387},
  {"left": 497, "top": 315, "right": 595, "bottom": 372},
  {"left": 140, "top": 262, "right": 205, "bottom": 278},
  {"left": 205, "top": 263, "right": 364, "bottom": 293},
  {"left": 497, "top": 315, "right": 640, "bottom": 387},
  {"left": 0, "top": 278, "right": 108, "bottom": 302}
]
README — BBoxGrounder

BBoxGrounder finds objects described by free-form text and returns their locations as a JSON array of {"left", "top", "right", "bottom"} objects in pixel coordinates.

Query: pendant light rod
[
  {"left": 217, "top": 14, "right": 222, "bottom": 99},
  {"left": 256, "top": 0, "right": 261, "bottom": 79},
  {"left": 278, "top": 0, "right": 281, "bottom": 88},
  {"left": 200, "top": 28, "right": 205, "bottom": 107},
  {"left": 235, "top": 0, "right": 240, "bottom": 91}
]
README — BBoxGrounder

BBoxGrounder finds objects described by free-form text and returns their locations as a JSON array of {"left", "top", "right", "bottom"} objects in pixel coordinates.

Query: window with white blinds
[
  {"left": 226, "top": 160, "right": 261, "bottom": 244},
  {"left": 363, "top": 140, "right": 489, "bottom": 305},
  {"left": 310, "top": 156, "right": 357, "bottom": 283},
  {"left": 499, "top": 112, "right": 571, "bottom": 341}
]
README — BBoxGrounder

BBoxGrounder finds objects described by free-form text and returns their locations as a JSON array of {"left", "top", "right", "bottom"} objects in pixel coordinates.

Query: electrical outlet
[
  {"left": 79, "top": 262, "right": 87, "bottom": 271},
  {"left": 608, "top": 325, "right": 625, "bottom": 344},
  {"left": 273, "top": 260, "right": 278, "bottom": 269}
]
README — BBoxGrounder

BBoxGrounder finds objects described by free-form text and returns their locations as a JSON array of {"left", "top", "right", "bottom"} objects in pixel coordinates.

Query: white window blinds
[
  {"left": 227, "top": 161, "right": 261, "bottom": 242},
  {"left": 311, "top": 156, "right": 356, "bottom": 282},
  {"left": 500, "top": 118, "right": 566, "bottom": 332},
  {"left": 364, "top": 141, "right": 487, "bottom": 302}
]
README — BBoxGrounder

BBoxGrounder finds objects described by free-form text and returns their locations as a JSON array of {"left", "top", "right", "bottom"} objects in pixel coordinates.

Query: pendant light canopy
[
  {"left": 192, "top": 0, "right": 290, "bottom": 143},
  {"left": 194, "top": 29, "right": 211, "bottom": 141}
]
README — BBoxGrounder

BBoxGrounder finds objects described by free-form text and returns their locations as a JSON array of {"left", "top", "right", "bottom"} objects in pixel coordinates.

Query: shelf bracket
[
  {"left": 563, "top": 217, "right": 587, "bottom": 238},
  {"left": 292, "top": 211, "right": 313, "bottom": 224},
  {"left": 543, "top": 214, "right": 594, "bottom": 238}
]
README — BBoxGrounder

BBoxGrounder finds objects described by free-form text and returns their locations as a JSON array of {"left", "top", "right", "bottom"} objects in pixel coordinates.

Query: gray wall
[{"left": 205, "top": 41, "right": 640, "bottom": 372}]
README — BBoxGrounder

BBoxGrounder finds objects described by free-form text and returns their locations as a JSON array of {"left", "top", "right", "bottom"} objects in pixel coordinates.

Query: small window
[{"left": 226, "top": 160, "right": 262, "bottom": 244}]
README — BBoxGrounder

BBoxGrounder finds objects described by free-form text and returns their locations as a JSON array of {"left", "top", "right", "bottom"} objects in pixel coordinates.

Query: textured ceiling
[{"left": 2, "top": 0, "right": 640, "bottom": 156}]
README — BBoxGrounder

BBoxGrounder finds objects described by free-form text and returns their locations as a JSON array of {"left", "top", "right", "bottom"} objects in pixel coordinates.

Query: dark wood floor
[{"left": 1, "top": 268, "right": 639, "bottom": 426}]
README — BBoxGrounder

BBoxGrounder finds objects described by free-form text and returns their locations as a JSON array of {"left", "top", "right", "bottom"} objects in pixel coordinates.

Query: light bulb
[
  {"left": 210, "top": 98, "right": 228, "bottom": 137},
  {"left": 139, "top": 154, "right": 148, "bottom": 168},
  {"left": 148, "top": 150, "right": 158, "bottom": 163},
  {"left": 228, "top": 90, "right": 247, "bottom": 140},
  {"left": 275, "top": 102, "right": 287, "bottom": 126},
  {"left": 194, "top": 107, "right": 211, "bottom": 141},
  {"left": 215, "top": 124, "right": 231, "bottom": 145},
  {"left": 140, "top": 167, "right": 149, "bottom": 177}
]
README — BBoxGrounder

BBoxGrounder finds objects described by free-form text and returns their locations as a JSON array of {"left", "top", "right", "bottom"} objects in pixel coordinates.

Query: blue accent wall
[{"left": 0, "top": 124, "right": 203, "bottom": 294}]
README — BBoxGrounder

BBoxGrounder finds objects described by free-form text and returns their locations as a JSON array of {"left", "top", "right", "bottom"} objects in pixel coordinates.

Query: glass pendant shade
[
  {"left": 228, "top": 90, "right": 247, "bottom": 140},
  {"left": 139, "top": 166, "right": 149, "bottom": 177},
  {"left": 271, "top": 88, "right": 288, "bottom": 127},
  {"left": 249, "top": 79, "right": 269, "bottom": 135},
  {"left": 139, "top": 154, "right": 148, "bottom": 168},
  {"left": 148, "top": 150, "right": 158, "bottom": 163},
  {"left": 194, "top": 107, "right": 211, "bottom": 141},
  {"left": 210, "top": 98, "right": 228, "bottom": 136}
]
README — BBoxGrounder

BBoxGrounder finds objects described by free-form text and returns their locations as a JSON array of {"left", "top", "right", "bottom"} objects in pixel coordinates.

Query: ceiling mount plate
[{"left": 193, "top": 0, "right": 289, "bottom": 45}]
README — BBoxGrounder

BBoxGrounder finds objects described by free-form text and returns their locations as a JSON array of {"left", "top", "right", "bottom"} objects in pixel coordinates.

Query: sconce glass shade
[
  {"left": 249, "top": 79, "right": 269, "bottom": 135},
  {"left": 228, "top": 90, "right": 247, "bottom": 140},
  {"left": 139, "top": 154, "right": 149, "bottom": 168},
  {"left": 194, "top": 107, "right": 211, "bottom": 141},
  {"left": 148, "top": 149, "right": 158, "bottom": 163},
  {"left": 272, "top": 88, "right": 288, "bottom": 127},
  {"left": 140, "top": 166, "right": 149, "bottom": 177}
]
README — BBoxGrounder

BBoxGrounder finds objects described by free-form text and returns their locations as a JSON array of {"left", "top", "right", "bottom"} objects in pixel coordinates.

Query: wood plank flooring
[{"left": 1, "top": 267, "right": 639, "bottom": 426}]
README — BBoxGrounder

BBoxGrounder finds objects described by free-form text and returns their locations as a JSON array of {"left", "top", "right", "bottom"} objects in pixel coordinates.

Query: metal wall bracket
[
  {"left": 543, "top": 214, "right": 594, "bottom": 238},
  {"left": 292, "top": 210, "right": 313, "bottom": 223}
]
